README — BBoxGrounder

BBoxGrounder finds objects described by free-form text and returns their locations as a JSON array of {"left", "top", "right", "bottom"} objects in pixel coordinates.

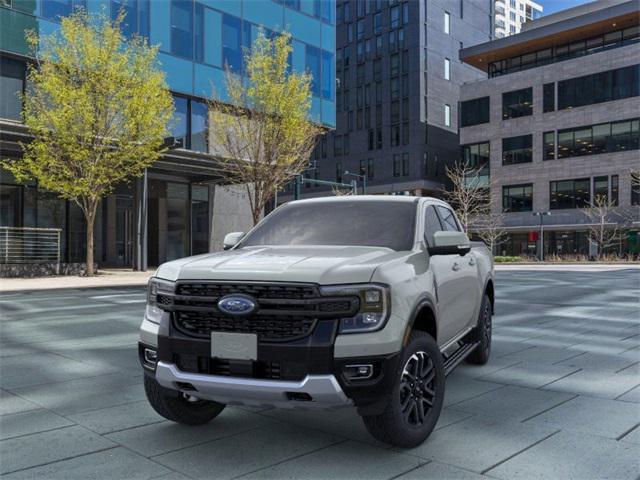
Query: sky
[{"left": 539, "top": 0, "right": 594, "bottom": 15}]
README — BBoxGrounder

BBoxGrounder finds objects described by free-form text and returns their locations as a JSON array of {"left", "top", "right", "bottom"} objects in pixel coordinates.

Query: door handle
[
  {"left": 468, "top": 257, "right": 476, "bottom": 266},
  {"left": 452, "top": 262, "right": 461, "bottom": 271}
]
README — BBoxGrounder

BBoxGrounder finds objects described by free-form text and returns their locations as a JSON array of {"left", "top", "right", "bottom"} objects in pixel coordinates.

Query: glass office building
[{"left": 0, "top": 0, "right": 335, "bottom": 269}]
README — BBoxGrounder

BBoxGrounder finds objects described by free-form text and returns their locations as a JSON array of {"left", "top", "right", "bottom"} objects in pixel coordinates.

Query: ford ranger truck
[{"left": 139, "top": 196, "right": 494, "bottom": 447}]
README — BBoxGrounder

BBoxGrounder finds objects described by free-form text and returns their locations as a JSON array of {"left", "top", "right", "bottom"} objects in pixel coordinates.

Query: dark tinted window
[
  {"left": 503, "top": 87, "right": 533, "bottom": 119},
  {"left": 502, "top": 134, "right": 533, "bottom": 165},
  {"left": 240, "top": 201, "right": 417, "bottom": 251},
  {"left": 460, "top": 96, "right": 490, "bottom": 127},
  {"left": 0, "top": 57, "right": 25, "bottom": 121},
  {"left": 424, "top": 206, "right": 442, "bottom": 245},
  {"left": 503, "top": 184, "right": 533, "bottom": 212},
  {"left": 543, "top": 83, "right": 555, "bottom": 112},
  {"left": 436, "top": 206, "right": 460, "bottom": 232},
  {"left": 550, "top": 178, "right": 590, "bottom": 209},
  {"left": 558, "top": 65, "right": 639, "bottom": 110}
]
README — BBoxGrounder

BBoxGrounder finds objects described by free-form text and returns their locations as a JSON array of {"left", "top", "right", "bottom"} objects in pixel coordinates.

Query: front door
[{"left": 115, "top": 196, "right": 133, "bottom": 267}]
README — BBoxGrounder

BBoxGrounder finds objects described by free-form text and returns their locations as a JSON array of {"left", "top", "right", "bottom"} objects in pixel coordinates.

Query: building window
[
  {"left": 321, "top": 50, "right": 334, "bottom": 100},
  {"left": 390, "top": 54, "right": 399, "bottom": 77},
  {"left": 343, "top": 133, "right": 350, "bottom": 155},
  {"left": 444, "top": 11, "right": 450, "bottom": 34},
  {"left": 503, "top": 184, "right": 533, "bottom": 213},
  {"left": 374, "top": 12, "right": 382, "bottom": 34},
  {"left": 222, "top": 13, "right": 242, "bottom": 71},
  {"left": 543, "top": 131, "right": 555, "bottom": 160},
  {"left": 112, "top": 0, "right": 150, "bottom": 38},
  {"left": 460, "top": 96, "right": 490, "bottom": 127},
  {"left": 502, "top": 134, "right": 532, "bottom": 165},
  {"left": 402, "top": 153, "right": 409, "bottom": 176},
  {"left": 0, "top": 56, "right": 25, "bottom": 121},
  {"left": 462, "top": 142, "right": 490, "bottom": 177},
  {"left": 543, "top": 83, "right": 555, "bottom": 112},
  {"left": 336, "top": 161, "right": 343, "bottom": 183},
  {"left": 444, "top": 104, "right": 451, "bottom": 127},
  {"left": 594, "top": 175, "right": 608, "bottom": 201},
  {"left": 393, "top": 154, "right": 401, "bottom": 176},
  {"left": 368, "top": 129, "right": 374, "bottom": 150},
  {"left": 402, "top": 2, "right": 409, "bottom": 25},
  {"left": 402, "top": 122, "right": 409, "bottom": 144},
  {"left": 306, "top": 45, "right": 321, "bottom": 97},
  {"left": 550, "top": 178, "right": 590, "bottom": 209},
  {"left": 390, "top": 5, "right": 400, "bottom": 28},
  {"left": 190, "top": 99, "right": 208, "bottom": 152},
  {"left": 557, "top": 118, "right": 640, "bottom": 159},
  {"left": 171, "top": 95, "right": 189, "bottom": 148},
  {"left": 391, "top": 125, "right": 400, "bottom": 146},
  {"left": 41, "top": 0, "right": 86, "bottom": 21},
  {"left": 334, "top": 135, "right": 342, "bottom": 156},
  {"left": 171, "top": 0, "right": 194, "bottom": 60},
  {"left": 558, "top": 64, "right": 640, "bottom": 110},
  {"left": 444, "top": 58, "right": 450, "bottom": 81},
  {"left": 632, "top": 173, "right": 640, "bottom": 206},
  {"left": 502, "top": 87, "right": 533, "bottom": 119},
  {"left": 376, "top": 128, "right": 383, "bottom": 149}
]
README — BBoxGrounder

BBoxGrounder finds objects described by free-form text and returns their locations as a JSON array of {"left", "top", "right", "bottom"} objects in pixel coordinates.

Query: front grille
[
  {"left": 174, "top": 311, "right": 316, "bottom": 341},
  {"left": 174, "top": 353, "right": 284, "bottom": 380},
  {"left": 165, "top": 282, "right": 359, "bottom": 342}
]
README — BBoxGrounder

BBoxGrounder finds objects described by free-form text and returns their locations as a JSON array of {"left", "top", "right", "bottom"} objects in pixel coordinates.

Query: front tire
[
  {"left": 362, "top": 331, "right": 445, "bottom": 448},
  {"left": 466, "top": 293, "right": 492, "bottom": 365},
  {"left": 144, "top": 375, "right": 226, "bottom": 425}
]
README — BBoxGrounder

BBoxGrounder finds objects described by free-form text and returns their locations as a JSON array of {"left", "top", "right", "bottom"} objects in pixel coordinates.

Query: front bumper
[
  {"left": 141, "top": 317, "right": 401, "bottom": 414},
  {"left": 155, "top": 361, "right": 350, "bottom": 409}
]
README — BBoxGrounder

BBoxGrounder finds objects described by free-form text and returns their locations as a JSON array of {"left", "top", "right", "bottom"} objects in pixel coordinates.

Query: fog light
[
  {"left": 144, "top": 348, "right": 158, "bottom": 365},
  {"left": 343, "top": 364, "right": 373, "bottom": 380}
]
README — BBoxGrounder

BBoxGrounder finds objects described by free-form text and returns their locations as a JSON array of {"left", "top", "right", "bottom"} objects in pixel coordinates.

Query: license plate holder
[{"left": 211, "top": 332, "right": 257, "bottom": 361}]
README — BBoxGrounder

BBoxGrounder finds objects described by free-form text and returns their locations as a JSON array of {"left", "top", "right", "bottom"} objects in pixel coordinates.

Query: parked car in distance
[{"left": 139, "top": 196, "right": 494, "bottom": 447}]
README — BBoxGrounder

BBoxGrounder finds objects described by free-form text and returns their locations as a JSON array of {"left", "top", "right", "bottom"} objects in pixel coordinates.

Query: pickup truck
[{"left": 139, "top": 196, "right": 494, "bottom": 447}]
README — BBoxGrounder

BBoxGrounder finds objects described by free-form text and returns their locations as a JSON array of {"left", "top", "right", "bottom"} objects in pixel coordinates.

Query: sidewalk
[{"left": 0, "top": 269, "right": 154, "bottom": 292}]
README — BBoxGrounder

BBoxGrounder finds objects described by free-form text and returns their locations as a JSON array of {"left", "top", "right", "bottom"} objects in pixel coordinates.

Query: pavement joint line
[
  {"left": 440, "top": 384, "right": 510, "bottom": 409},
  {"left": 520, "top": 394, "right": 580, "bottom": 423},
  {"left": 0, "top": 420, "right": 76, "bottom": 442},
  {"left": 620, "top": 343, "right": 640, "bottom": 354},
  {"left": 551, "top": 350, "right": 587, "bottom": 365},
  {"left": 229, "top": 438, "right": 351, "bottom": 480},
  {"left": 495, "top": 344, "right": 536, "bottom": 359},
  {"left": 620, "top": 332, "right": 640, "bottom": 341},
  {"left": 480, "top": 429, "right": 561, "bottom": 476},
  {"left": 615, "top": 360, "right": 640, "bottom": 374},
  {"left": 0, "top": 445, "right": 120, "bottom": 476},
  {"left": 537, "top": 368, "right": 583, "bottom": 389},
  {"left": 434, "top": 409, "right": 476, "bottom": 431},
  {"left": 80, "top": 419, "right": 166, "bottom": 436},
  {"left": 386, "top": 460, "right": 432, "bottom": 480},
  {"left": 2, "top": 367, "right": 138, "bottom": 392},
  {"left": 616, "top": 422, "right": 640, "bottom": 442},
  {"left": 148, "top": 424, "right": 266, "bottom": 459},
  {"left": 614, "top": 382, "right": 640, "bottom": 401}
]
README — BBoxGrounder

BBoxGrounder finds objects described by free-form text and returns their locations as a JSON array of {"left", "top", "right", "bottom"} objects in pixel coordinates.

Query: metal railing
[{"left": 0, "top": 227, "right": 62, "bottom": 271}]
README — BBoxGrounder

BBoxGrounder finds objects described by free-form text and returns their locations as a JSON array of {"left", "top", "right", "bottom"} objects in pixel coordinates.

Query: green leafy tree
[
  {"left": 208, "top": 31, "right": 321, "bottom": 225},
  {"left": 4, "top": 11, "right": 173, "bottom": 275}
]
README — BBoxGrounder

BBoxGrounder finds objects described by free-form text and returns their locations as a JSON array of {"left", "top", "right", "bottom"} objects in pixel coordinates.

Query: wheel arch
[
  {"left": 403, "top": 297, "right": 438, "bottom": 346},
  {"left": 484, "top": 277, "right": 495, "bottom": 313}
]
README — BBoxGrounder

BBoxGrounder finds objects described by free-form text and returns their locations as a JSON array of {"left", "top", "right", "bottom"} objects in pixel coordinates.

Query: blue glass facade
[{"left": 0, "top": 0, "right": 336, "bottom": 128}]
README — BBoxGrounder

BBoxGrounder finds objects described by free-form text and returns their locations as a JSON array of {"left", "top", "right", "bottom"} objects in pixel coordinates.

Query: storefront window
[{"left": 191, "top": 185, "right": 209, "bottom": 255}]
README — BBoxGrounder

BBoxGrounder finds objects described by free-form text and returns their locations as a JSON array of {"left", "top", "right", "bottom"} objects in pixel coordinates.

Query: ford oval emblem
[{"left": 217, "top": 295, "right": 256, "bottom": 316}]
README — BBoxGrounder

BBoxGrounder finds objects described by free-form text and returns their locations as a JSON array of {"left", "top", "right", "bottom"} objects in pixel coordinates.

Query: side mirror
[
  {"left": 223, "top": 232, "right": 245, "bottom": 250},
  {"left": 428, "top": 231, "right": 471, "bottom": 256}
]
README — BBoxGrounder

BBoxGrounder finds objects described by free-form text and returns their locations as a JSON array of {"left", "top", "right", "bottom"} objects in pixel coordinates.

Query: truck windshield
[{"left": 239, "top": 200, "right": 417, "bottom": 251}]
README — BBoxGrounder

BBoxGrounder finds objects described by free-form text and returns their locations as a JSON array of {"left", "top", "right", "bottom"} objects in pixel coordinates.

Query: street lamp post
[
  {"left": 343, "top": 171, "right": 367, "bottom": 194},
  {"left": 532, "top": 211, "right": 551, "bottom": 261}
]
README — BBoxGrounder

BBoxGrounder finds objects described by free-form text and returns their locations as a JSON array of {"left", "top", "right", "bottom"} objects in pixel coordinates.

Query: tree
[
  {"left": 473, "top": 213, "right": 508, "bottom": 255},
  {"left": 208, "top": 32, "right": 320, "bottom": 225},
  {"left": 443, "top": 161, "right": 491, "bottom": 232},
  {"left": 580, "top": 194, "right": 628, "bottom": 259},
  {"left": 4, "top": 11, "right": 173, "bottom": 276}
]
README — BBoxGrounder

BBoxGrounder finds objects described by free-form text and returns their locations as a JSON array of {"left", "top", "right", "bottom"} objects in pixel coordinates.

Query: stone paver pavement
[{"left": 1, "top": 269, "right": 639, "bottom": 479}]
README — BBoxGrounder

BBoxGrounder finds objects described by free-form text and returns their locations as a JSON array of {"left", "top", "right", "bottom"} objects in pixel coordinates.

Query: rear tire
[
  {"left": 466, "top": 293, "right": 492, "bottom": 365},
  {"left": 144, "top": 375, "right": 225, "bottom": 425},
  {"left": 362, "top": 331, "right": 445, "bottom": 448}
]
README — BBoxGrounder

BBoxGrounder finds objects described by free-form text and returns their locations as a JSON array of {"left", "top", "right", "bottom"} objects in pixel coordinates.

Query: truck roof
[{"left": 289, "top": 195, "right": 446, "bottom": 205}]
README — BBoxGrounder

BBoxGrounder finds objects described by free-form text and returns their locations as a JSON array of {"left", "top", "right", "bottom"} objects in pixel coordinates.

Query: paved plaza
[{"left": 0, "top": 268, "right": 639, "bottom": 479}]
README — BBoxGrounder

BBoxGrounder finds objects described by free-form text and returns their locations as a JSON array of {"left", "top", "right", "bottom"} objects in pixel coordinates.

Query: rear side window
[
  {"left": 435, "top": 206, "right": 461, "bottom": 232},
  {"left": 424, "top": 206, "right": 443, "bottom": 245}
]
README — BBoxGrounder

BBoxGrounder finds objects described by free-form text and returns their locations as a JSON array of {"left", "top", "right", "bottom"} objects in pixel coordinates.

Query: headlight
[
  {"left": 320, "top": 284, "right": 390, "bottom": 334},
  {"left": 146, "top": 278, "right": 175, "bottom": 324}
]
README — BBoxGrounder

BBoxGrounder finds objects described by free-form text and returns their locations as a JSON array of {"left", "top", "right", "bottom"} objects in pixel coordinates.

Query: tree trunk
[{"left": 86, "top": 215, "right": 95, "bottom": 276}]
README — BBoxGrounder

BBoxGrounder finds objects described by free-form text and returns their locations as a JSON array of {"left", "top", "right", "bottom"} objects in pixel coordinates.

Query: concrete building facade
[{"left": 459, "top": 0, "right": 640, "bottom": 257}]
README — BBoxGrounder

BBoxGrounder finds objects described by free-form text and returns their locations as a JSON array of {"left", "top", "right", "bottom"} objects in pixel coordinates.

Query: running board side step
[{"left": 443, "top": 341, "right": 479, "bottom": 376}]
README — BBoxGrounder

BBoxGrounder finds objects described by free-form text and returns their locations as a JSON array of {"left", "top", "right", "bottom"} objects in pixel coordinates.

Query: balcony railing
[{"left": 0, "top": 227, "right": 62, "bottom": 271}]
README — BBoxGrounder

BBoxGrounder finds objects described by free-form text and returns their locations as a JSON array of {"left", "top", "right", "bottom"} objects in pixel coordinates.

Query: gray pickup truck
[{"left": 139, "top": 196, "right": 494, "bottom": 447}]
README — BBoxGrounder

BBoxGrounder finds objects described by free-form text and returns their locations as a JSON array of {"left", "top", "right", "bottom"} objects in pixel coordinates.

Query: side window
[
  {"left": 435, "top": 206, "right": 460, "bottom": 232},
  {"left": 424, "top": 205, "right": 443, "bottom": 245}
]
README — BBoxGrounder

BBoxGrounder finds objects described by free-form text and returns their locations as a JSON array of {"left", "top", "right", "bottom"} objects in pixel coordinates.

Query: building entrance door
[{"left": 115, "top": 196, "right": 133, "bottom": 267}]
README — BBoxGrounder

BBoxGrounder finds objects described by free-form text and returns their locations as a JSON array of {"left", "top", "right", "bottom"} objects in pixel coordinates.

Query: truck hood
[{"left": 155, "top": 246, "right": 408, "bottom": 285}]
